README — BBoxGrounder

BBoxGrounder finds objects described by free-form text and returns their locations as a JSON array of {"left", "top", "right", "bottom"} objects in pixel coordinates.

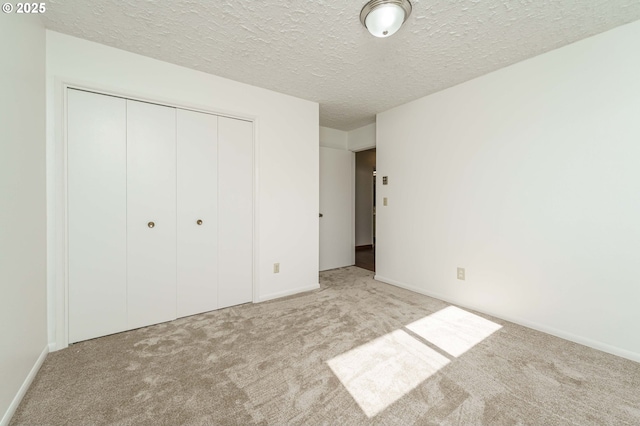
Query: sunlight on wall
[
  {"left": 327, "top": 329, "right": 450, "bottom": 417},
  {"left": 327, "top": 306, "right": 502, "bottom": 417},
  {"left": 406, "top": 306, "right": 503, "bottom": 357}
]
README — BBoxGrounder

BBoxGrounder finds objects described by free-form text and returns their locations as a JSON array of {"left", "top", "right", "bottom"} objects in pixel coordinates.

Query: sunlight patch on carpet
[
  {"left": 327, "top": 329, "right": 450, "bottom": 417},
  {"left": 406, "top": 306, "right": 502, "bottom": 357}
]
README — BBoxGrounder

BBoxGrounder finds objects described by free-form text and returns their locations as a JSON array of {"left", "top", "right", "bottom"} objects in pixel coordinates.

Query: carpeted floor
[{"left": 11, "top": 267, "right": 640, "bottom": 425}]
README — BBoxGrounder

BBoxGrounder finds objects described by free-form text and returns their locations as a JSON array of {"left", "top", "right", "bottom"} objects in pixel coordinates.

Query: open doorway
[{"left": 355, "top": 148, "right": 376, "bottom": 271}]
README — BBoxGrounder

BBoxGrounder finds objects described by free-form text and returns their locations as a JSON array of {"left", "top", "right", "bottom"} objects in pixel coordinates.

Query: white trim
[
  {"left": 257, "top": 283, "right": 320, "bottom": 303},
  {"left": 252, "top": 118, "right": 260, "bottom": 304},
  {"left": 374, "top": 274, "right": 640, "bottom": 363},
  {"left": 47, "top": 342, "right": 56, "bottom": 352},
  {"left": 351, "top": 152, "right": 356, "bottom": 265},
  {"left": 0, "top": 345, "right": 48, "bottom": 426},
  {"left": 60, "top": 79, "right": 257, "bottom": 124},
  {"left": 51, "top": 80, "right": 258, "bottom": 349}
]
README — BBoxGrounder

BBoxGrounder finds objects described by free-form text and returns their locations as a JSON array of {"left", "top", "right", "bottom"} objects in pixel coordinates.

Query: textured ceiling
[{"left": 42, "top": 0, "right": 640, "bottom": 130}]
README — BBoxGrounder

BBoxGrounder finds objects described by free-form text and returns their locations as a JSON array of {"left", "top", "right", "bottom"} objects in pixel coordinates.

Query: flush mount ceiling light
[{"left": 360, "top": 0, "right": 412, "bottom": 38}]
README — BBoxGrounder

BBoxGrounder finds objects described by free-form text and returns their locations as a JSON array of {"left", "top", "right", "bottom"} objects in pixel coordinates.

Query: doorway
[{"left": 355, "top": 148, "right": 376, "bottom": 272}]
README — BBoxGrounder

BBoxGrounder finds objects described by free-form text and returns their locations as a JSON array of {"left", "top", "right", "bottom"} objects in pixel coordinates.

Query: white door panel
[
  {"left": 68, "top": 89, "right": 127, "bottom": 343},
  {"left": 177, "top": 109, "right": 218, "bottom": 317},
  {"left": 218, "top": 117, "right": 253, "bottom": 308},
  {"left": 319, "top": 147, "right": 354, "bottom": 271},
  {"left": 67, "top": 90, "right": 254, "bottom": 343},
  {"left": 126, "top": 100, "right": 177, "bottom": 329}
]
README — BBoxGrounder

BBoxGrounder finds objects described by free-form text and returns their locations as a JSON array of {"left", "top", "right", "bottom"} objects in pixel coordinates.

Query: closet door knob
[
  {"left": 148, "top": 221, "right": 155, "bottom": 228},
  {"left": 196, "top": 219, "right": 203, "bottom": 225}
]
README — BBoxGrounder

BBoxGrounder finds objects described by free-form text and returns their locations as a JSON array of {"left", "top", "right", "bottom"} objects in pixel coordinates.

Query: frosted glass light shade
[
  {"left": 365, "top": 4, "right": 405, "bottom": 37},
  {"left": 360, "top": 0, "right": 412, "bottom": 38}
]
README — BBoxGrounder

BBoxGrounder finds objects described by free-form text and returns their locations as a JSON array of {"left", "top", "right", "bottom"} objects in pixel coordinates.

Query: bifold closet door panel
[
  {"left": 176, "top": 109, "right": 218, "bottom": 318},
  {"left": 68, "top": 89, "right": 127, "bottom": 343},
  {"left": 218, "top": 117, "right": 253, "bottom": 308},
  {"left": 127, "top": 100, "right": 177, "bottom": 329}
]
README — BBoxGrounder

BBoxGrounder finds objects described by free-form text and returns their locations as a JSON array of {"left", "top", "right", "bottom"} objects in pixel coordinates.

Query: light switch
[
  {"left": 383, "top": 176, "right": 388, "bottom": 185},
  {"left": 457, "top": 267, "right": 465, "bottom": 280}
]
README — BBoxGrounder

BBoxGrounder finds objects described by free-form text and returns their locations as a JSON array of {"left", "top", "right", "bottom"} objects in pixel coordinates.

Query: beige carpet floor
[{"left": 11, "top": 267, "right": 640, "bottom": 425}]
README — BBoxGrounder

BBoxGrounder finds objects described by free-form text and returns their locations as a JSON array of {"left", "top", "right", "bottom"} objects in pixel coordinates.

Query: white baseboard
[
  {"left": 48, "top": 341, "right": 57, "bottom": 352},
  {"left": 374, "top": 275, "right": 640, "bottom": 363},
  {"left": 258, "top": 283, "right": 320, "bottom": 302},
  {"left": 1, "top": 345, "right": 48, "bottom": 426}
]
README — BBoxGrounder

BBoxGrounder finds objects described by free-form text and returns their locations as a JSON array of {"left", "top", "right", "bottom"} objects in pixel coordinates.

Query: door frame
[{"left": 50, "top": 80, "right": 259, "bottom": 350}]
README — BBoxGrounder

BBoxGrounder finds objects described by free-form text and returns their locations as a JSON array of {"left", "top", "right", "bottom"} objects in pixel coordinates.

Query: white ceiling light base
[{"left": 360, "top": 0, "right": 412, "bottom": 38}]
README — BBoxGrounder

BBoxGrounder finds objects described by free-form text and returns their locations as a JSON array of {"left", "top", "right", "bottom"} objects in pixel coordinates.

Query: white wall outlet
[
  {"left": 274, "top": 263, "right": 280, "bottom": 273},
  {"left": 383, "top": 197, "right": 388, "bottom": 206},
  {"left": 457, "top": 267, "right": 465, "bottom": 280}
]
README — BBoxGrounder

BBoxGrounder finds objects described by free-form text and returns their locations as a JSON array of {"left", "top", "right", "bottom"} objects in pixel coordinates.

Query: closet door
[
  {"left": 127, "top": 100, "right": 177, "bottom": 329},
  {"left": 218, "top": 117, "right": 253, "bottom": 308},
  {"left": 68, "top": 89, "right": 127, "bottom": 343},
  {"left": 176, "top": 109, "right": 218, "bottom": 318}
]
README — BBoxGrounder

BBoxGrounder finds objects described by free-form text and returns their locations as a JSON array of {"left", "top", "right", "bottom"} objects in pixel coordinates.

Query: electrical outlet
[
  {"left": 457, "top": 267, "right": 465, "bottom": 280},
  {"left": 274, "top": 263, "right": 280, "bottom": 274},
  {"left": 383, "top": 197, "right": 388, "bottom": 206}
]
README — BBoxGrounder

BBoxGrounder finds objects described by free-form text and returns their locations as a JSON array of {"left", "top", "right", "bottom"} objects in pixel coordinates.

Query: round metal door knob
[
  {"left": 148, "top": 221, "right": 155, "bottom": 228},
  {"left": 196, "top": 219, "right": 203, "bottom": 225}
]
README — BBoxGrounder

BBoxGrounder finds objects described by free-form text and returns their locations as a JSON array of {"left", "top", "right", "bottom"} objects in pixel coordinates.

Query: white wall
[
  {"left": 355, "top": 149, "right": 376, "bottom": 246},
  {"left": 348, "top": 123, "right": 376, "bottom": 152},
  {"left": 376, "top": 20, "right": 640, "bottom": 362},
  {"left": 0, "top": 14, "right": 48, "bottom": 425},
  {"left": 47, "top": 31, "right": 319, "bottom": 349},
  {"left": 320, "top": 126, "right": 348, "bottom": 150},
  {"left": 321, "top": 122, "right": 375, "bottom": 151}
]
